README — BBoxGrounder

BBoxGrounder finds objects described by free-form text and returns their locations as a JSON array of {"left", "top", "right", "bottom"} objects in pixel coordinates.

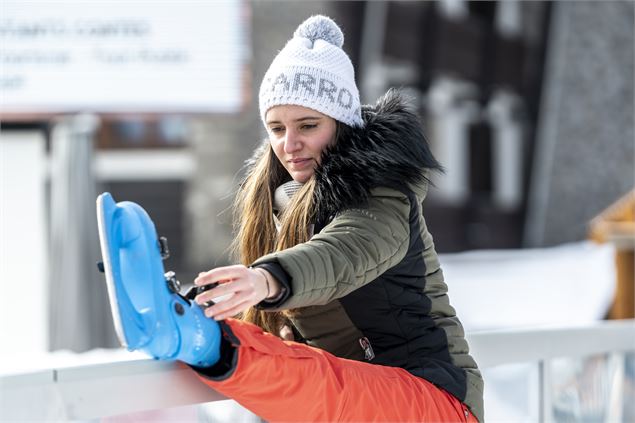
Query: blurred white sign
[{"left": 0, "top": 1, "right": 248, "bottom": 115}]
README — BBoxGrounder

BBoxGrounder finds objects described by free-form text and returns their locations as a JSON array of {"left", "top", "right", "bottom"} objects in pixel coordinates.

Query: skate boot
[{"left": 96, "top": 192, "right": 220, "bottom": 367}]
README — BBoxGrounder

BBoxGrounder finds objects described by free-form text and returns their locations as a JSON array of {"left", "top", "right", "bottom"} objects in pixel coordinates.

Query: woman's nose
[{"left": 283, "top": 130, "right": 301, "bottom": 153}]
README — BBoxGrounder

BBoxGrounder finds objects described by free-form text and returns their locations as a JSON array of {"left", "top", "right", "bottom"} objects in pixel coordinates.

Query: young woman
[{"left": 99, "top": 15, "right": 483, "bottom": 422}]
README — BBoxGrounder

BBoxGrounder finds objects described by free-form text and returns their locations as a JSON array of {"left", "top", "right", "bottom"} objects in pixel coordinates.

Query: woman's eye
[
  {"left": 270, "top": 127, "right": 284, "bottom": 134},
  {"left": 301, "top": 124, "right": 317, "bottom": 130}
]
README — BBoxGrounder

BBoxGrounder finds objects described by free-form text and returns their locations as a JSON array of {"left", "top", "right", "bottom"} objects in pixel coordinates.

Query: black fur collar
[{"left": 313, "top": 89, "right": 442, "bottom": 223}]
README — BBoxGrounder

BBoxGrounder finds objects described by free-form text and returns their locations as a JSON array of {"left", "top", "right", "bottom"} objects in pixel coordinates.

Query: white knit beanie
[{"left": 259, "top": 15, "right": 363, "bottom": 128}]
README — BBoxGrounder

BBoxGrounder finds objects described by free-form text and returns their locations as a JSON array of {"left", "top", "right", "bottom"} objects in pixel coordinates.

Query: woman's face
[{"left": 266, "top": 105, "right": 337, "bottom": 183}]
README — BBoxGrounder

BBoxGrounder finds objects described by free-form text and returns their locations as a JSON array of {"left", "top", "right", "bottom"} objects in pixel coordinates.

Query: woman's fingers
[
  {"left": 206, "top": 298, "right": 253, "bottom": 321},
  {"left": 200, "top": 286, "right": 252, "bottom": 317},
  {"left": 194, "top": 264, "right": 247, "bottom": 287},
  {"left": 195, "top": 279, "right": 241, "bottom": 305},
  {"left": 193, "top": 266, "right": 270, "bottom": 320}
]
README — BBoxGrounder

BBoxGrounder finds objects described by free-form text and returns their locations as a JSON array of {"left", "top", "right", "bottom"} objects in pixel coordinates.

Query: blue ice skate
[{"left": 96, "top": 192, "right": 220, "bottom": 367}]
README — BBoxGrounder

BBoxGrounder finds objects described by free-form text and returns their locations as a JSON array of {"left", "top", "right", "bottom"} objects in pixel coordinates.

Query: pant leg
[{"left": 192, "top": 318, "right": 476, "bottom": 422}]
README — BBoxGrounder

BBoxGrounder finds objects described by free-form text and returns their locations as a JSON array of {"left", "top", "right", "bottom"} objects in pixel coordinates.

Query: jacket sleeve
[{"left": 251, "top": 186, "right": 411, "bottom": 309}]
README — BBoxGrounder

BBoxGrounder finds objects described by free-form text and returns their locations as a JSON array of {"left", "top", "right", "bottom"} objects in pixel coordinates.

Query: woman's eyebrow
[
  {"left": 294, "top": 116, "right": 322, "bottom": 122},
  {"left": 266, "top": 116, "right": 322, "bottom": 125}
]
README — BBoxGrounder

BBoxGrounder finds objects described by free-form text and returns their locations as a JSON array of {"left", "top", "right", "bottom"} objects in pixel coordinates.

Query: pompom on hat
[{"left": 259, "top": 15, "right": 363, "bottom": 128}]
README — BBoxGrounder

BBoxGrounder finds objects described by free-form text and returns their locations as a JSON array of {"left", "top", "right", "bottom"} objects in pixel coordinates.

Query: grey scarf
[{"left": 272, "top": 180, "right": 313, "bottom": 237}]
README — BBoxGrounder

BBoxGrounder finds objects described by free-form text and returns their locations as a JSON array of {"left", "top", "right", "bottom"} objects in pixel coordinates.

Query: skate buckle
[
  {"left": 165, "top": 271, "right": 181, "bottom": 294},
  {"left": 184, "top": 282, "right": 218, "bottom": 308},
  {"left": 158, "top": 236, "right": 170, "bottom": 260}
]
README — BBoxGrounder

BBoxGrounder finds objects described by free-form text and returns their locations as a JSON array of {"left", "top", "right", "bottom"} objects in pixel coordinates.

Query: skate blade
[{"left": 96, "top": 193, "right": 129, "bottom": 348}]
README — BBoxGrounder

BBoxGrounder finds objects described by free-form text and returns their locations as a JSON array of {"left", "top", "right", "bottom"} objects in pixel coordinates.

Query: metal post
[
  {"left": 49, "top": 113, "right": 117, "bottom": 352},
  {"left": 606, "top": 352, "right": 625, "bottom": 422},
  {"left": 539, "top": 359, "right": 553, "bottom": 423}
]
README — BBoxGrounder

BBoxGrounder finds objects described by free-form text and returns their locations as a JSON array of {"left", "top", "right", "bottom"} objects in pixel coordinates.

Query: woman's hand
[
  {"left": 194, "top": 265, "right": 281, "bottom": 320},
  {"left": 279, "top": 325, "right": 295, "bottom": 341}
]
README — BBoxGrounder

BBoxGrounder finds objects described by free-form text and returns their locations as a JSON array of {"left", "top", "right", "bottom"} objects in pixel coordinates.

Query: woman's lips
[{"left": 288, "top": 158, "right": 312, "bottom": 169}]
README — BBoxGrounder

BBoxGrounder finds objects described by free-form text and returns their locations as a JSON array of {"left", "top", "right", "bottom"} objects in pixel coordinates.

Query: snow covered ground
[{"left": 441, "top": 240, "right": 615, "bottom": 332}]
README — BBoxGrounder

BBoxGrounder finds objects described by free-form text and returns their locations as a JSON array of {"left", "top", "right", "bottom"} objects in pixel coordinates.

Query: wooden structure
[{"left": 589, "top": 189, "right": 635, "bottom": 319}]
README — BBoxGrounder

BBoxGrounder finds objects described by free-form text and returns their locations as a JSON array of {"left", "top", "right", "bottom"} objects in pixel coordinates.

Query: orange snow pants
[{"left": 195, "top": 318, "right": 477, "bottom": 422}]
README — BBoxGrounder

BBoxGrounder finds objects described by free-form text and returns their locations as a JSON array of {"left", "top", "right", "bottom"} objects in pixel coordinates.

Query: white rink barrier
[{"left": 1, "top": 320, "right": 633, "bottom": 421}]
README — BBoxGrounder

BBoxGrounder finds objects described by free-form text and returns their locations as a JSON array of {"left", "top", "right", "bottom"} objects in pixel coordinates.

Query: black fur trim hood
[
  {"left": 313, "top": 89, "right": 442, "bottom": 223},
  {"left": 247, "top": 89, "right": 442, "bottom": 223}
]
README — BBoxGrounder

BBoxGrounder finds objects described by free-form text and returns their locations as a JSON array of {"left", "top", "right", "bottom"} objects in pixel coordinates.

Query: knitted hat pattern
[{"left": 259, "top": 15, "right": 363, "bottom": 128}]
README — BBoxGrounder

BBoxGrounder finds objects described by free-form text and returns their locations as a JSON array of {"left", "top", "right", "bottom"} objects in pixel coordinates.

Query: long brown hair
[{"left": 231, "top": 141, "right": 319, "bottom": 335}]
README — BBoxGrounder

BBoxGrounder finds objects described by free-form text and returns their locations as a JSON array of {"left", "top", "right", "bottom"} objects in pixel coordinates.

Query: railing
[
  {"left": 1, "top": 320, "right": 633, "bottom": 422},
  {"left": 467, "top": 320, "right": 634, "bottom": 422}
]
